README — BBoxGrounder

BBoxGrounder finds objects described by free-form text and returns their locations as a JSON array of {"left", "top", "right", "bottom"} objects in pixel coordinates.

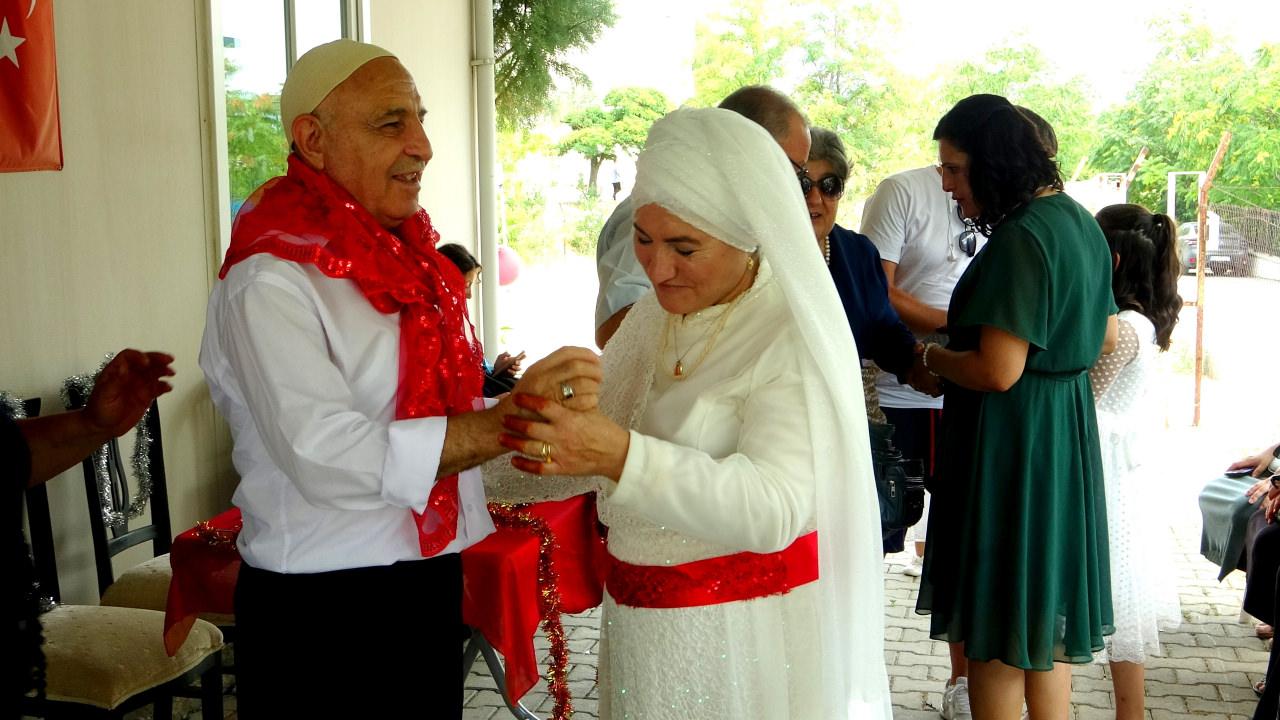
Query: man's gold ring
[
  {"left": 560, "top": 382, "right": 575, "bottom": 402},
  {"left": 540, "top": 441, "right": 553, "bottom": 464}
]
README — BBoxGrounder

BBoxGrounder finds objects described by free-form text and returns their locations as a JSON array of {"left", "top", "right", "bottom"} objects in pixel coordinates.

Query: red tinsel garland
[
  {"left": 192, "top": 518, "right": 242, "bottom": 549},
  {"left": 487, "top": 502, "right": 574, "bottom": 720}
]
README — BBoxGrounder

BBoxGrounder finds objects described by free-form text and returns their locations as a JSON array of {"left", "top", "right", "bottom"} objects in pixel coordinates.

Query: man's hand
[{"left": 84, "top": 350, "right": 176, "bottom": 438}]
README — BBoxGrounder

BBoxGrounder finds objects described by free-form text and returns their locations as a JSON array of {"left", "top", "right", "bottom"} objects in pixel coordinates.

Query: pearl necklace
[{"left": 822, "top": 236, "right": 831, "bottom": 265}]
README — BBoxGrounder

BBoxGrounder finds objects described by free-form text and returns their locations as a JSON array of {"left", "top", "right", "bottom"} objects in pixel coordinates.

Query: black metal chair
[
  {"left": 11, "top": 394, "right": 224, "bottom": 719},
  {"left": 62, "top": 386, "right": 236, "bottom": 647}
]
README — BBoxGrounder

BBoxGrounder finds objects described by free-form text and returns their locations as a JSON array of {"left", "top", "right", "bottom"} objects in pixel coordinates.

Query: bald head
[{"left": 718, "top": 85, "right": 810, "bottom": 169}]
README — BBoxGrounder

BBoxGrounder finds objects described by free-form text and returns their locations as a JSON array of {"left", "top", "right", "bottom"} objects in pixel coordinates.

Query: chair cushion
[
  {"left": 100, "top": 553, "right": 236, "bottom": 627},
  {"left": 100, "top": 554, "right": 172, "bottom": 612},
  {"left": 39, "top": 605, "right": 223, "bottom": 709}
]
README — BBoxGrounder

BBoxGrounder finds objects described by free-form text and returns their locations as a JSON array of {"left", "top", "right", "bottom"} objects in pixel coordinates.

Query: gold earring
[{"left": 746, "top": 256, "right": 756, "bottom": 270}]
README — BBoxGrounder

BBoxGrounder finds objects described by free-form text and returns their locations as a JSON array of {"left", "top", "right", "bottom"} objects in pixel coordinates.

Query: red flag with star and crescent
[{"left": 0, "top": 0, "right": 62, "bottom": 171}]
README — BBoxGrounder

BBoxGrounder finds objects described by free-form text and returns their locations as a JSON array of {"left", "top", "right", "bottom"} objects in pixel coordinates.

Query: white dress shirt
[{"left": 200, "top": 253, "right": 494, "bottom": 574}]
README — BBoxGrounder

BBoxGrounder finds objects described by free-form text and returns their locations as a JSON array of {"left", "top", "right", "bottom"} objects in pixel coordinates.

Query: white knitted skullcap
[{"left": 280, "top": 39, "right": 396, "bottom": 144}]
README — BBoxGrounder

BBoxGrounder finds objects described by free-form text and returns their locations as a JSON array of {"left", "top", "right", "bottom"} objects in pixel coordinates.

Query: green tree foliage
[
  {"left": 225, "top": 60, "right": 287, "bottom": 204},
  {"left": 493, "top": 0, "right": 618, "bottom": 129},
  {"left": 556, "top": 87, "right": 671, "bottom": 192},
  {"left": 936, "top": 44, "right": 1100, "bottom": 181},
  {"left": 792, "top": 1, "right": 929, "bottom": 199},
  {"left": 1093, "top": 19, "right": 1280, "bottom": 216},
  {"left": 690, "top": 0, "right": 802, "bottom": 108}
]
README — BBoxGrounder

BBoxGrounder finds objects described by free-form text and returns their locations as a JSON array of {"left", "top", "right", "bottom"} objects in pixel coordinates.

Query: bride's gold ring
[{"left": 540, "top": 441, "right": 553, "bottom": 464}]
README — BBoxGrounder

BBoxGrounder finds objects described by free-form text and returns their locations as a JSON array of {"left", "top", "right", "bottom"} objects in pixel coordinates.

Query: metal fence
[{"left": 1203, "top": 202, "right": 1280, "bottom": 276}]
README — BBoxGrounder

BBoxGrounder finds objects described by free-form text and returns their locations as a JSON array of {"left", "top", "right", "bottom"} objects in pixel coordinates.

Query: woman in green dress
[{"left": 914, "top": 94, "right": 1119, "bottom": 720}]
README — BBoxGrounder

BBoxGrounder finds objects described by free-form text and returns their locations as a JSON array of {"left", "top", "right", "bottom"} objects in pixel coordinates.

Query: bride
[{"left": 492, "top": 107, "right": 890, "bottom": 719}]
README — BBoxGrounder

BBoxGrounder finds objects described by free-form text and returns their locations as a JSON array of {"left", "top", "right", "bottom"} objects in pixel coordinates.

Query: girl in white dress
[
  {"left": 491, "top": 108, "right": 892, "bottom": 719},
  {"left": 1090, "top": 203, "right": 1185, "bottom": 720}
]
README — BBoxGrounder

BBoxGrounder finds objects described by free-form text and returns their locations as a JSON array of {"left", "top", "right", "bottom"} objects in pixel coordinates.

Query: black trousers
[
  {"left": 1252, "top": 518, "right": 1280, "bottom": 719},
  {"left": 234, "top": 553, "right": 466, "bottom": 719}
]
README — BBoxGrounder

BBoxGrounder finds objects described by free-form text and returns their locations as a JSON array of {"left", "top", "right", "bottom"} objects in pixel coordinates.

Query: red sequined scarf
[{"left": 220, "top": 155, "right": 485, "bottom": 556}]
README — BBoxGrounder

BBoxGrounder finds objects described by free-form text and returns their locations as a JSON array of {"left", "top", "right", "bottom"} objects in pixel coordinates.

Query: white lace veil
[{"left": 632, "top": 107, "right": 891, "bottom": 718}]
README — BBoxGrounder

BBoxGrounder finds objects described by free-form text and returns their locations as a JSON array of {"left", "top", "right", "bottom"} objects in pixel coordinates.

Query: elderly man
[
  {"left": 593, "top": 85, "right": 811, "bottom": 348},
  {"left": 200, "top": 40, "right": 599, "bottom": 717}
]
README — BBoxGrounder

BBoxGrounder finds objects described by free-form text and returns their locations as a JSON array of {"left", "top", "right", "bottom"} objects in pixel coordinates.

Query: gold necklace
[{"left": 662, "top": 293, "right": 746, "bottom": 379}]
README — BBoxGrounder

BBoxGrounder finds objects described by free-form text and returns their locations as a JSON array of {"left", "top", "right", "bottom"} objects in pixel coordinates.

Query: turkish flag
[{"left": 0, "top": 0, "right": 62, "bottom": 171}]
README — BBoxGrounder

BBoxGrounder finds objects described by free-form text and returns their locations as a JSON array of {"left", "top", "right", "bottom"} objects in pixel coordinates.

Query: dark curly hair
[
  {"left": 1095, "top": 204, "right": 1183, "bottom": 350},
  {"left": 933, "top": 94, "right": 1063, "bottom": 235}
]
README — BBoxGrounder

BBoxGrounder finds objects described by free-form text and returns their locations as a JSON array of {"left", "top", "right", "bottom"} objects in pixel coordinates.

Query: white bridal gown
[{"left": 593, "top": 264, "right": 825, "bottom": 719}]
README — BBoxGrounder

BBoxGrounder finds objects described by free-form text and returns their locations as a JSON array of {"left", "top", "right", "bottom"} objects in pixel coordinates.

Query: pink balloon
[{"left": 497, "top": 245, "right": 522, "bottom": 286}]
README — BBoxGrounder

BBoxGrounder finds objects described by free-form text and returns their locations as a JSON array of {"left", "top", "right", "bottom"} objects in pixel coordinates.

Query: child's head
[{"left": 1095, "top": 204, "right": 1183, "bottom": 350}]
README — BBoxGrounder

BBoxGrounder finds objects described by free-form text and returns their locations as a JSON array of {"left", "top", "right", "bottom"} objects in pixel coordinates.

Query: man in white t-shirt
[{"left": 861, "top": 163, "right": 982, "bottom": 720}]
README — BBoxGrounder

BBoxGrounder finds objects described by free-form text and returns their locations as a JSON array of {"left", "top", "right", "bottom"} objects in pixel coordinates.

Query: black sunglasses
[
  {"left": 800, "top": 173, "right": 845, "bottom": 199},
  {"left": 953, "top": 204, "right": 977, "bottom": 258}
]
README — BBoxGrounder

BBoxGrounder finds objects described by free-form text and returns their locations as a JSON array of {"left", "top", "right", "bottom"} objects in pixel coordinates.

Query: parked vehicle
[{"left": 1179, "top": 212, "right": 1252, "bottom": 276}]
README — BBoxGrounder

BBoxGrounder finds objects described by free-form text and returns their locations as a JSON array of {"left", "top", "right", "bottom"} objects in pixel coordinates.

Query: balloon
[{"left": 497, "top": 245, "right": 522, "bottom": 286}]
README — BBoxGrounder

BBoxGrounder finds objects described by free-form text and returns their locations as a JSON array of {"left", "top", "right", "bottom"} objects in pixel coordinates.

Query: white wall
[
  {"left": 369, "top": 0, "right": 479, "bottom": 254},
  {"left": 0, "top": 0, "right": 234, "bottom": 604}
]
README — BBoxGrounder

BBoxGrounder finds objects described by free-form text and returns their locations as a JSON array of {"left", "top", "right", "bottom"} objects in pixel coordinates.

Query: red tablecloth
[{"left": 164, "top": 495, "right": 604, "bottom": 703}]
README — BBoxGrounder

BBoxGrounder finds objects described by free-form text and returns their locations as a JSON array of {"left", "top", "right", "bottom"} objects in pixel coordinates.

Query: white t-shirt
[
  {"left": 200, "top": 253, "right": 495, "bottom": 573},
  {"left": 860, "top": 166, "right": 983, "bottom": 409}
]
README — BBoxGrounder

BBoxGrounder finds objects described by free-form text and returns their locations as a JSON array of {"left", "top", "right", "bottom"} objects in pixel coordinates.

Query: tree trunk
[{"left": 588, "top": 158, "right": 602, "bottom": 196}]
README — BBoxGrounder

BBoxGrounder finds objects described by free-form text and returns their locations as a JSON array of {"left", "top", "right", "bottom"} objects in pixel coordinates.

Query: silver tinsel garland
[
  {"left": 61, "top": 356, "right": 153, "bottom": 531},
  {"left": 0, "top": 390, "right": 26, "bottom": 421}
]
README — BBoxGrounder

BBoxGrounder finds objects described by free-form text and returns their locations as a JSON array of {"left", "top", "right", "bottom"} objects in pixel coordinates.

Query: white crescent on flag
[{"left": 27, "top": 0, "right": 38, "bottom": 20}]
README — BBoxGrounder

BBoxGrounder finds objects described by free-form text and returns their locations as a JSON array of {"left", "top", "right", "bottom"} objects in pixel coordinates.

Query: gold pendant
[{"left": 673, "top": 360, "right": 684, "bottom": 378}]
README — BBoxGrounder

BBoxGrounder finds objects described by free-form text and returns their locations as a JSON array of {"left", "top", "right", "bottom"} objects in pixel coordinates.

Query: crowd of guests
[{"left": 12, "top": 35, "right": 1262, "bottom": 720}]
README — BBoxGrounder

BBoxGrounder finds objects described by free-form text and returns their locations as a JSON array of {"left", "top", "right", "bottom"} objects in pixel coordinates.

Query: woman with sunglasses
[
  {"left": 804, "top": 128, "right": 925, "bottom": 414},
  {"left": 914, "top": 94, "right": 1119, "bottom": 720}
]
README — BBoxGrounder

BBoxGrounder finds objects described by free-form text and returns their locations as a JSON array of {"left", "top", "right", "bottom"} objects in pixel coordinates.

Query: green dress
[{"left": 916, "top": 192, "right": 1117, "bottom": 670}]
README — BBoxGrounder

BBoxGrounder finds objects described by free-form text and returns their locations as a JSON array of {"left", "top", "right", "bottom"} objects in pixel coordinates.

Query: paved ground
[
  {"left": 460, "top": 522, "right": 1268, "bottom": 720},
  {"left": 166, "top": 275, "right": 1280, "bottom": 719}
]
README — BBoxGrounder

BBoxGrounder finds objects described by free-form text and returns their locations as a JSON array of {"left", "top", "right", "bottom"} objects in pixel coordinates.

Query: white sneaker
[
  {"left": 902, "top": 556, "right": 923, "bottom": 577},
  {"left": 941, "top": 677, "right": 972, "bottom": 720}
]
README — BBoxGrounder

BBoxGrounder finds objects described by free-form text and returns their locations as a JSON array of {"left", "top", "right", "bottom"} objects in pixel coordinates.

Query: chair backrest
[
  {"left": 6, "top": 396, "right": 62, "bottom": 605},
  {"left": 65, "top": 385, "right": 172, "bottom": 597}
]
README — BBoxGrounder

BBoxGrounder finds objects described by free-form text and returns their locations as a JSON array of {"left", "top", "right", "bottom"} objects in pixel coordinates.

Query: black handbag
[{"left": 868, "top": 422, "right": 925, "bottom": 531}]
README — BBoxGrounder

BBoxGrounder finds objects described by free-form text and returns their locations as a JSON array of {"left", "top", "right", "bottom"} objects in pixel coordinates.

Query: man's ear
[{"left": 292, "top": 114, "right": 326, "bottom": 169}]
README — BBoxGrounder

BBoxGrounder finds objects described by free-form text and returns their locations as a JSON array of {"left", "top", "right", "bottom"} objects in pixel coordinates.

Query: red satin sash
[
  {"left": 603, "top": 531, "right": 818, "bottom": 609},
  {"left": 219, "top": 155, "right": 484, "bottom": 556}
]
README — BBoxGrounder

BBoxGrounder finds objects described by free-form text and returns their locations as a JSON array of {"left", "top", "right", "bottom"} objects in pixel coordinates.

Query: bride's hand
[
  {"left": 498, "top": 393, "right": 630, "bottom": 481},
  {"left": 507, "top": 346, "right": 602, "bottom": 413}
]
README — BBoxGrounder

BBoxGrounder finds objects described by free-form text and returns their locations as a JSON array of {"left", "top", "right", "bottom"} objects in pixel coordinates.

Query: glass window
[
  {"left": 216, "top": 0, "right": 351, "bottom": 226},
  {"left": 294, "top": 0, "right": 344, "bottom": 60},
  {"left": 221, "top": 0, "right": 288, "bottom": 220}
]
